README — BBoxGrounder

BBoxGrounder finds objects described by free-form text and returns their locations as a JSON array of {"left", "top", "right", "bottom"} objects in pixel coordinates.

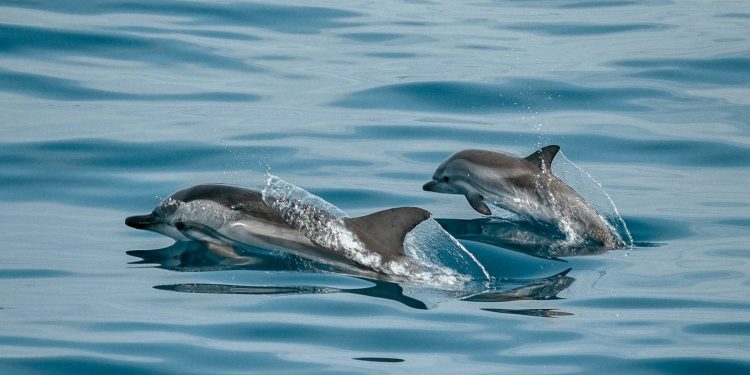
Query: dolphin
[
  {"left": 423, "top": 145, "right": 622, "bottom": 249},
  {"left": 126, "top": 184, "right": 432, "bottom": 274}
]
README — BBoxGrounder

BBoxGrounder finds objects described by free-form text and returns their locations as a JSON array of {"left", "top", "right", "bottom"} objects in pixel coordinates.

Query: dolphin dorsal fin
[
  {"left": 524, "top": 145, "right": 560, "bottom": 171},
  {"left": 343, "top": 207, "right": 432, "bottom": 261}
]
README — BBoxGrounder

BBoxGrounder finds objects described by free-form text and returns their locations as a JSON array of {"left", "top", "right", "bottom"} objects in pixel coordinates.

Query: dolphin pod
[{"left": 126, "top": 145, "right": 623, "bottom": 276}]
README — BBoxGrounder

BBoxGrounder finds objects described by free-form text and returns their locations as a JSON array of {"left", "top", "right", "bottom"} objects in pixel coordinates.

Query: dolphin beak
[
  {"left": 125, "top": 214, "right": 160, "bottom": 230},
  {"left": 422, "top": 180, "right": 440, "bottom": 191},
  {"left": 423, "top": 180, "right": 461, "bottom": 194}
]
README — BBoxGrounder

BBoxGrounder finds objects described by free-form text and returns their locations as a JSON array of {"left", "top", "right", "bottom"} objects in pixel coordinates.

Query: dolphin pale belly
[
  {"left": 424, "top": 145, "right": 624, "bottom": 249},
  {"left": 126, "top": 183, "right": 433, "bottom": 276}
]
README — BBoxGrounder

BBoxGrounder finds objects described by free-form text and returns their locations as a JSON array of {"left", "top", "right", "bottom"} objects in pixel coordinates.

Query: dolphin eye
[{"left": 442, "top": 176, "right": 450, "bottom": 182}]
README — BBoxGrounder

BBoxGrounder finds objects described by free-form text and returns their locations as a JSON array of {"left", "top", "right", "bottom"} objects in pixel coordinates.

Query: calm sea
[{"left": 1, "top": 1, "right": 749, "bottom": 374}]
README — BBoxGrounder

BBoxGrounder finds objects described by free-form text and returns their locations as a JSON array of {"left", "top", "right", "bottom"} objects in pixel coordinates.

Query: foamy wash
[{"left": 126, "top": 175, "right": 488, "bottom": 289}]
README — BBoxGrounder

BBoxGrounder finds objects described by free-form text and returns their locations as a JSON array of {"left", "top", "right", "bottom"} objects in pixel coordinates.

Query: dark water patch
[
  {"left": 702, "top": 201, "right": 750, "bottom": 208},
  {"left": 340, "top": 32, "right": 404, "bottom": 42},
  {"left": 2, "top": 1, "right": 359, "bottom": 34},
  {"left": 0, "top": 356, "right": 176, "bottom": 375},
  {"left": 0, "top": 69, "right": 260, "bottom": 102},
  {"left": 0, "top": 171, "right": 175, "bottom": 211},
  {"left": 0, "top": 23, "right": 259, "bottom": 72},
  {"left": 462, "top": 240, "right": 572, "bottom": 279},
  {"left": 364, "top": 52, "right": 418, "bottom": 59},
  {"left": 112, "top": 26, "right": 261, "bottom": 41},
  {"left": 684, "top": 322, "right": 750, "bottom": 336},
  {"left": 617, "top": 357, "right": 750, "bottom": 375},
  {"left": 614, "top": 57, "right": 750, "bottom": 85},
  {"left": 482, "top": 308, "right": 573, "bottom": 318},
  {"left": 505, "top": 23, "right": 669, "bottom": 36},
  {"left": 0, "top": 269, "right": 73, "bottom": 279},
  {"left": 624, "top": 216, "right": 693, "bottom": 242},
  {"left": 632, "top": 241, "right": 663, "bottom": 248},
  {"left": 714, "top": 218, "right": 750, "bottom": 227},
  {"left": 254, "top": 55, "right": 300, "bottom": 61},
  {"left": 0, "top": 139, "right": 293, "bottom": 172},
  {"left": 717, "top": 13, "right": 750, "bottom": 19},
  {"left": 567, "top": 296, "right": 750, "bottom": 310},
  {"left": 558, "top": 1, "right": 641, "bottom": 8},
  {"left": 331, "top": 79, "right": 677, "bottom": 113},
  {"left": 353, "top": 357, "right": 404, "bottom": 363},
  {"left": 493, "top": 353, "right": 750, "bottom": 375}
]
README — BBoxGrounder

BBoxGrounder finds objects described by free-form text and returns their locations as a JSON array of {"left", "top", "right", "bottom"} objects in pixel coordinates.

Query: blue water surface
[{"left": 1, "top": 0, "right": 749, "bottom": 374}]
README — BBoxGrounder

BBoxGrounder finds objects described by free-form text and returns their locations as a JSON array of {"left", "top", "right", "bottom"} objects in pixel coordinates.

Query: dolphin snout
[
  {"left": 125, "top": 214, "right": 160, "bottom": 230},
  {"left": 422, "top": 180, "right": 439, "bottom": 191},
  {"left": 423, "top": 179, "right": 461, "bottom": 194}
]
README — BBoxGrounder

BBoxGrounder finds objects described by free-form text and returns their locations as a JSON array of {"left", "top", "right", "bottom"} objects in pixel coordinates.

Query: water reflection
[
  {"left": 127, "top": 241, "right": 575, "bottom": 313},
  {"left": 437, "top": 217, "right": 608, "bottom": 259}
]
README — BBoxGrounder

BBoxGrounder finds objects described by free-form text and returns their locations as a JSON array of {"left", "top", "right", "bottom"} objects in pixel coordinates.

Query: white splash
[{"left": 556, "top": 152, "right": 634, "bottom": 249}]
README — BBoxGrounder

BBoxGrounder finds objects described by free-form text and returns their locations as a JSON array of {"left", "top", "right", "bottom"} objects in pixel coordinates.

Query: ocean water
[{"left": 1, "top": 0, "right": 749, "bottom": 373}]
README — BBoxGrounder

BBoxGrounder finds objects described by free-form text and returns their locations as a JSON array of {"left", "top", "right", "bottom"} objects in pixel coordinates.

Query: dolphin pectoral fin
[
  {"left": 524, "top": 145, "right": 560, "bottom": 171},
  {"left": 343, "top": 207, "right": 432, "bottom": 260},
  {"left": 465, "top": 192, "right": 492, "bottom": 215}
]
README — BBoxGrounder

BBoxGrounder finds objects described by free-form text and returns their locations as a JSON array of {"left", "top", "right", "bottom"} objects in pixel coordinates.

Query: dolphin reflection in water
[{"left": 127, "top": 241, "right": 575, "bottom": 314}]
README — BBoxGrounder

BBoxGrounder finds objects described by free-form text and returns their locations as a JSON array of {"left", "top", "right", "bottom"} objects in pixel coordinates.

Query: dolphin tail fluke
[
  {"left": 524, "top": 145, "right": 560, "bottom": 171},
  {"left": 343, "top": 207, "right": 432, "bottom": 260}
]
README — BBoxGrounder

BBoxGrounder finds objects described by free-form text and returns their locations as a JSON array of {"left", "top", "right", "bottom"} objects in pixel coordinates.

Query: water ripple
[
  {"left": 0, "top": 68, "right": 260, "bottom": 101},
  {"left": 330, "top": 79, "right": 677, "bottom": 113},
  {"left": 614, "top": 56, "right": 750, "bottom": 85},
  {"left": 2, "top": 1, "right": 359, "bottom": 34},
  {"left": 0, "top": 23, "right": 260, "bottom": 72},
  {"left": 0, "top": 139, "right": 370, "bottom": 208},
  {"left": 505, "top": 22, "right": 670, "bottom": 36}
]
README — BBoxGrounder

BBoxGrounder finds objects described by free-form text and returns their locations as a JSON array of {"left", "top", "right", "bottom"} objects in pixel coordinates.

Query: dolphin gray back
[
  {"left": 446, "top": 149, "right": 522, "bottom": 170},
  {"left": 343, "top": 207, "right": 432, "bottom": 261},
  {"left": 169, "top": 184, "right": 281, "bottom": 222}
]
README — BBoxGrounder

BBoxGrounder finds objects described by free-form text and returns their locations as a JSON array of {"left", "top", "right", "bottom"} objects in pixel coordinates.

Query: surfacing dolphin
[
  {"left": 423, "top": 145, "right": 623, "bottom": 249},
  {"left": 126, "top": 184, "right": 431, "bottom": 276}
]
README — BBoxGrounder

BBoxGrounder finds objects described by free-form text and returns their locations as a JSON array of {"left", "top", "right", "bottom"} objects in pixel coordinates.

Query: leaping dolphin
[
  {"left": 126, "top": 184, "right": 432, "bottom": 275},
  {"left": 423, "top": 145, "right": 623, "bottom": 249}
]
